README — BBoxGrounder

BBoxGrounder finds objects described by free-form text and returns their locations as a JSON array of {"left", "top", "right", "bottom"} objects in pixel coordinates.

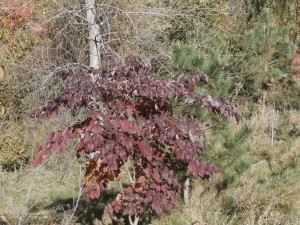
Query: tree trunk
[{"left": 86, "top": 0, "right": 101, "bottom": 69}]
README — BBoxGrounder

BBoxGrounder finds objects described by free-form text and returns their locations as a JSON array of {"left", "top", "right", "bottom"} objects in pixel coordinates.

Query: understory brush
[
  {"left": 2, "top": 105, "right": 300, "bottom": 225},
  {"left": 154, "top": 106, "right": 300, "bottom": 225}
]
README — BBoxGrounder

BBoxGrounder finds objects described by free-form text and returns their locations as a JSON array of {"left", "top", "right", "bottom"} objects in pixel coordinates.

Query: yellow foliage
[{"left": 0, "top": 135, "right": 26, "bottom": 163}]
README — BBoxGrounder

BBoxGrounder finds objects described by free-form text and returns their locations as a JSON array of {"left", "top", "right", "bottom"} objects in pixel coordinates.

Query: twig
[
  {"left": 62, "top": 164, "right": 82, "bottom": 225},
  {"left": 124, "top": 162, "right": 134, "bottom": 184}
]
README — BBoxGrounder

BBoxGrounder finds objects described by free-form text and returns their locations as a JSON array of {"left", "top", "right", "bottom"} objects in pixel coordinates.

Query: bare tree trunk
[{"left": 86, "top": 0, "right": 101, "bottom": 69}]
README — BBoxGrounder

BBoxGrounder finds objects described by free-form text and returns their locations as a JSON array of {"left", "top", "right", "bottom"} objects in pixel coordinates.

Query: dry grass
[
  {"left": 0, "top": 108, "right": 85, "bottom": 223},
  {"left": 2, "top": 100, "right": 300, "bottom": 224},
  {"left": 0, "top": 152, "right": 81, "bottom": 224}
]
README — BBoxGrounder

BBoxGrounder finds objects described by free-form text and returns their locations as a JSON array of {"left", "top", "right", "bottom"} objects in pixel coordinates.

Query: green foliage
[
  {"left": 235, "top": 9, "right": 293, "bottom": 96},
  {"left": 244, "top": 0, "right": 300, "bottom": 44},
  {"left": 172, "top": 34, "right": 234, "bottom": 99},
  {"left": 170, "top": 7, "right": 297, "bottom": 109},
  {"left": 172, "top": 29, "right": 231, "bottom": 79},
  {"left": 222, "top": 123, "right": 254, "bottom": 150},
  {"left": 201, "top": 122, "right": 254, "bottom": 191}
]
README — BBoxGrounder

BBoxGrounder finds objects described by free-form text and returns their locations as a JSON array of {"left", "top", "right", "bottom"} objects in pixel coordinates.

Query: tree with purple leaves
[{"left": 30, "top": 56, "right": 241, "bottom": 225}]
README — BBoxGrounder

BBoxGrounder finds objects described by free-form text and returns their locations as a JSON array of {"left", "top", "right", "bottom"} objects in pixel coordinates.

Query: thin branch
[{"left": 62, "top": 164, "right": 83, "bottom": 225}]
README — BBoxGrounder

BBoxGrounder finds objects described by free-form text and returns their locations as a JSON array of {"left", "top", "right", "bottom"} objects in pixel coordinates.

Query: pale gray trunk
[{"left": 86, "top": 0, "right": 101, "bottom": 69}]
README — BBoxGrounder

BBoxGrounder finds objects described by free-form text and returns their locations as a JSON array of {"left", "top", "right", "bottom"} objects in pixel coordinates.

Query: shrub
[
  {"left": 30, "top": 56, "right": 240, "bottom": 224},
  {"left": 0, "top": 0, "right": 41, "bottom": 58},
  {"left": 0, "top": 122, "right": 30, "bottom": 171}
]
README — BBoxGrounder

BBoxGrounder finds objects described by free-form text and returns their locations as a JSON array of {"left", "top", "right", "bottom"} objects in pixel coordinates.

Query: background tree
[{"left": 86, "top": 0, "right": 101, "bottom": 69}]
